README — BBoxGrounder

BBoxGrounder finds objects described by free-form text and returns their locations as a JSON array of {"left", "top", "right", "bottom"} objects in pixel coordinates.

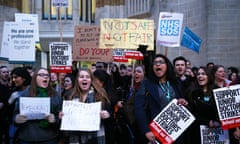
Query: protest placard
[
  {"left": 20, "top": 97, "right": 50, "bottom": 120},
  {"left": 73, "top": 25, "right": 113, "bottom": 62},
  {"left": 113, "top": 49, "right": 128, "bottom": 62},
  {"left": 60, "top": 101, "right": 101, "bottom": 131},
  {"left": 213, "top": 84, "right": 240, "bottom": 129},
  {"left": 156, "top": 12, "right": 184, "bottom": 47},
  {"left": 15, "top": 13, "right": 39, "bottom": 42},
  {"left": 49, "top": 42, "right": 72, "bottom": 73},
  {"left": 8, "top": 22, "right": 36, "bottom": 63},
  {"left": 200, "top": 125, "right": 229, "bottom": 144},
  {"left": 99, "top": 18, "right": 154, "bottom": 50},
  {"left": 0, "top": 21, "right": 12, "bottom": 60},
  {"left": 52, "top": 0, "right": 69, "bottom": 7},
  {"left": 149, "top": 99, "right": 195, "bottom": 144}
]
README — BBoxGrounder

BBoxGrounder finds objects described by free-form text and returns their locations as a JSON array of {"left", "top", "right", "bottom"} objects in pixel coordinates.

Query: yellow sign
[{"left": 99, "top": 18, "right": 154, "bottom": 50}]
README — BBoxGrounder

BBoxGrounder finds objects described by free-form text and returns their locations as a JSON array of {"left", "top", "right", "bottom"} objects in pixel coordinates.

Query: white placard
[
  {"left": 7, "top": 22, "right": 36, "bottom": 63},
  {"left": 213, "top": 84, "right": 240, "bottom": 129},
  {"left": 52, "top": 0, "right": 69, "bottom": 7},
  {"left": 200, "top": 125, "right": 229, "bottom": 144},
  {"left": 20, "top": 97, "right": 50, "bottom": 120},
  {"left": 0, "top": 21, "right": 12, "bottom": 59},
  {"left": 15, "top": 13, "right": 39, "bottom": 42},
  {"left": 149, "top": 99, "right": 195, "bottom": 144},
  {"left": 156, "top": 12, "right": 184, "bottom": 47},
  {"left": 60, "top": 101, "right": 101, "bottom": 131},
  {"left": 49, "top": 42, "right": 72, "bottom": 66}
]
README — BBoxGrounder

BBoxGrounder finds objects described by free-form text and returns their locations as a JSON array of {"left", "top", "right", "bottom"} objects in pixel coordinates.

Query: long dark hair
[
  {"left": 197, "top": 66, "right": 214, "bottom": 95},
  {"left": 148, "top": 54, "right": 178, "bottom": 86},
  {"left": 11, "top": 67, "right": 31, "bottom": 89}
]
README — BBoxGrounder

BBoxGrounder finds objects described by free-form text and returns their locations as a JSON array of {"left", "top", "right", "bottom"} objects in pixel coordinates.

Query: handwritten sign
[
  {"left": 60, "top": 101, "right": 101, "bottom": 131},
  {"left": 20, "top": 97, "right": 50, "bottom": 120},
  {"left": 99, "top": 18, "right": 154, "bottom": 50},
  {"left": 200, "top": 125, "right": 229, "bottom": 144},
  {"left": 149, "top": 99, "right": 195, "bottom": 144},
  {"left": 213, "top": 84, "right": 240, "bottom": 129},
  {"left": 156, "top": 12, "right": 184, "bottom": 47},
  {"left": 49, "top": 42, "right": 72, "bottom": 73},
  {"left": 72, "top": 25, "right": 112, "bottom": 61}
]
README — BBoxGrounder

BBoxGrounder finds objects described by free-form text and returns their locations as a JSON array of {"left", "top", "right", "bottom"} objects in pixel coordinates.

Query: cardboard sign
[
  {"left": 49, "top": 42, "right": 72, "bottom": 73},
  {"left": 60, "top": 101, "right": 101, "bottom": 131},
  {"left": 213, "top": 84, "right": 240, "bottom": 129},
  {"left": 156, "top": 12, "right": 184, "bottom": 47},
  {"left": 99, "top": 18, "right": 154, "bottom": 50},
  {"left": 200, "top": 125, "right": 229, "bottom": 144},
  {"left": 72, "top": 25, "right": 113, "bottom": 62},
  {"left": 149, "top": 99, "right": 195, "bottom": 144}
]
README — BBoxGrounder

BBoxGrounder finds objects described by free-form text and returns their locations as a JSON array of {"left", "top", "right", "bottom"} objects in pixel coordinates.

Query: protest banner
[
  {"left": 7, "top": 22, "right": 36, "bottom": 63},
  {"left": 149, "top": 99, "right": 195, "bottom": 144},
  {"left": 99, "top": 18, "right": 154, "bottom": 50},
  {"left": 73, "top": 25, "right": 113, "bottom": 62},
  {"left": 20, "top": 97, "right": 50, "bottom": 120},
  {"left": 60, "top": 101, "right": 101, "bottom": 131},
  {"left": 213, "top": 84, "right": 240, "bottom": 129},
  {"left": 49, "top": 42, "right": 72, "bottom": 73},
  {"left": 156, "top": 12, "right": 184, "bottom": 47},
  {"left": 200, "top": 125, "right": 229, "bottom": 144}
]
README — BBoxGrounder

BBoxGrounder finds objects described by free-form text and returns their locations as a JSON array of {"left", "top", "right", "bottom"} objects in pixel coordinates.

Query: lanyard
[{"left": 159, "top": 81, "right": 170, "bottom": 100}]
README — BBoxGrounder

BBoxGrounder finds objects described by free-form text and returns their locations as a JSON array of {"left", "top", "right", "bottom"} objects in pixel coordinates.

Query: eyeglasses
[
  {"left": 37, "top": 73, "right": 49, "bottom": 78},
  {"left": 153, "top": 60, "right": 166, "bottom": 65}
]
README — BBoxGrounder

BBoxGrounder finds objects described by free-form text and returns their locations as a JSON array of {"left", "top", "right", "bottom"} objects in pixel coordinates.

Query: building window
[
  {"left": 42, "top": 0, "right": 72, "bottom": 20},
  {"left": 79, "top": 0, "right": 95, "bottom": 23}
]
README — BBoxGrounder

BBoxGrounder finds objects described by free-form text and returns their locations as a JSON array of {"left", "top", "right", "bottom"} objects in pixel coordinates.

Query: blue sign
[{"left": 181, "top": 27, "right": 202, "bottom": 53}]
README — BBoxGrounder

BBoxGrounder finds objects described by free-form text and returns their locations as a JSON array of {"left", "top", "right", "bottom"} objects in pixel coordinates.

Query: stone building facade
[{"left": 0, "top": 0, "right": 240, "bottom": 69}]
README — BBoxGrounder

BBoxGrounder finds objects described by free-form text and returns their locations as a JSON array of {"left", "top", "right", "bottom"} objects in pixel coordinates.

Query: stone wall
[{"left": 207, "top": 0, "right": 240, "bottom": 69}]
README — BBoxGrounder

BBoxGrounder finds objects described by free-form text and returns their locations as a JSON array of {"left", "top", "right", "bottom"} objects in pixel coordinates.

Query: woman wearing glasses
[
  {"left": 134, "top": 54, "right": 188, "bottom": 144},
  {"left": 13, "top": 67, "right": 62, "bottom": 144}
]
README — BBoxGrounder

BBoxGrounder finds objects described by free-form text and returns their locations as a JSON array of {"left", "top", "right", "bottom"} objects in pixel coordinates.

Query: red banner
[
  {"left": 50, "top": 66, "right": 72, "bottom": 73},
  {"left": 221, "top": 117, "right": 240, "bottom": 130},
  {"left": 124, "top": 51, "right": 144, "bottom": 60},
  {"left": 149, "top": 121, "right": 174, "bottom": 144},
  {"left": 113, "top": 56, "right": 128, "bottom": 62}
]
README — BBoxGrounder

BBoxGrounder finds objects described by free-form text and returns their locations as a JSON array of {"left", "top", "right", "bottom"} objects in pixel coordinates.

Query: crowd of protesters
[{"left": 0, "top": 54, "right": 240, "bottom": 144}]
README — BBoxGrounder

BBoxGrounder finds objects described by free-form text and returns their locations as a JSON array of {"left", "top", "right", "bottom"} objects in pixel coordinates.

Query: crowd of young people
[{"left": 0, "top": 54, "right": 240, "bottom": 144}]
